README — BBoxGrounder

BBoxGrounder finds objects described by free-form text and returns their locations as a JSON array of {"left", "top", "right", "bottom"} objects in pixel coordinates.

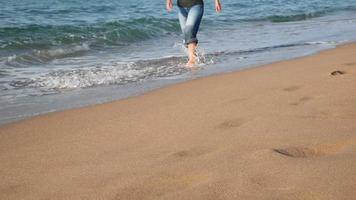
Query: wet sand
[{"left": 1, "top": 43, "right": 355, "bottom": 200}]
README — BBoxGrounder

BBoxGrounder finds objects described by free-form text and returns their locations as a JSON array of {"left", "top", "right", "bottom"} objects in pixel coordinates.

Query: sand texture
[{"left": 1, "top": 43, "right": 356, "bottom": 200}]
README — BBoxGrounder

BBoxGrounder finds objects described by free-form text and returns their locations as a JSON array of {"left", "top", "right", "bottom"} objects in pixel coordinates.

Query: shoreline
[
  {"left": 1, "top": 43, "right": 355, "bottom": 199},
  {"left": 0, "top": 40, "right": 347, "bottom": 126}
]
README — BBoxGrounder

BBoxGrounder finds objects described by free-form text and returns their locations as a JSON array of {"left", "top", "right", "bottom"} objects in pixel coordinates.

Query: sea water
[{"left": 1, "top": 0, "right": 356, "bottom": 124}]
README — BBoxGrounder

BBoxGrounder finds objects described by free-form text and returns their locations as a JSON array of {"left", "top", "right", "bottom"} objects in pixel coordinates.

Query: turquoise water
[{"left": 1, "top": 0, "right": 356, "bottom": 123}]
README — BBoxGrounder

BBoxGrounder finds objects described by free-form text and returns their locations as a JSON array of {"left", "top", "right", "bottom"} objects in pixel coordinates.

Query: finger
[{"left": 216, "top": 4, "right": 221, "bottom": 13}]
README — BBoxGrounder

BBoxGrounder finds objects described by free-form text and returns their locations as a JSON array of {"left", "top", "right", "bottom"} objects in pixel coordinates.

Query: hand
[
  {"left": 215, "top": 0, "right": 221, "bottom": 14},
  {"left": 166, "top": 0, "right": 172, "bottom": 12}
]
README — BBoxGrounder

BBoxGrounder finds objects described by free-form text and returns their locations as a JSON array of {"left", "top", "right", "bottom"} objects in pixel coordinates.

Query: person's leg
[
  {"left": 186, "top": 42, "right": 197, "bottom": 66},
  {"left": 178, "top": 7, "right": 193, "bottom": 66},
  {"left": 178, "top": 7, "right": 188, "bottom": 39},
  {"left": 184, "top": 4, "right": 204, "bottom": 66}
]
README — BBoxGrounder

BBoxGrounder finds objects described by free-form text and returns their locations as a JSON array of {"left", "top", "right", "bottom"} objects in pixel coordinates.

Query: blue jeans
[{"left": 178, "top": 4, "right": 204, "bottom": 45}]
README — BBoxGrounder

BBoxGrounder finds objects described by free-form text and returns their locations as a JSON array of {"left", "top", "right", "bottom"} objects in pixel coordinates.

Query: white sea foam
[
  {"left": 36, "top": 43, "right": 90, "bottom": 58},
  {"left": 22, "top": 57, "right": 188, "bottom": 91},
  {"left": 7, "top": 55, "right": 17, "bottom": 62},
  {"left": 304, "top": 41, "right": 337, "bottom": 45}
]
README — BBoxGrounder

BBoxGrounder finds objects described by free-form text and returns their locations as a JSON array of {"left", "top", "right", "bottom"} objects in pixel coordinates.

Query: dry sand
[{"left": 0, "top": 43, "right": 355, "bottom": 200}]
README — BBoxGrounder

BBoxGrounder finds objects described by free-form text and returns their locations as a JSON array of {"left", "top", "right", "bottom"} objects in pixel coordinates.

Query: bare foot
[{"left": 185, "top": 58, "right": 196, "bottom": 68}]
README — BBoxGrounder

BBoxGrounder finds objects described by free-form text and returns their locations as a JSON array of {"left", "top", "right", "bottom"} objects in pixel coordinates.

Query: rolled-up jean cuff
[{"left": 184, "top": 38, "right": 198, "bottom": 46}]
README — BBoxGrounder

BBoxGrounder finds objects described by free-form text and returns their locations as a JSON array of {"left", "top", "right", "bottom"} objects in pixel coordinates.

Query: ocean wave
[
  {"left": 37, "top": 43, "right": 90, "bottom": 58},
  {"left": 6, "top": 56, "right": 188, "bottom": 91},
  {"left": 2, "top": 5, "right": 354, "bottom": 53},
  {"left": 217, "top": 5, "right": 356, "bottom": 24},
  {"left": 1, "top": 4, "right": 354, "bottom": 62},
  {"left": 0, "top": 17, "right": 180, "bottom": 51},
  {"left": 261, "top": 6, "right": 356, "bottom": 23},
  {"left": 0, "top": 17, "right": 181, "bottom": 66},
  {"left": 4, "top": 43, "right": 90, "bottom": 67},
  {"left": 267, "top": 13, "right": 323, "bottom": 23},
  {"left": 4, "top": 41, "right": 332, "bottom": 93},
  {"left": 4, "top": 51, "right": 219, "bottom": 93}
]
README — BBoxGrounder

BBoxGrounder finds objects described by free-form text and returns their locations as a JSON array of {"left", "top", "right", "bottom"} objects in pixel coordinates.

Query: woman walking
[{"left": 166, "top": 0, "right": 221, "bottom": 67}]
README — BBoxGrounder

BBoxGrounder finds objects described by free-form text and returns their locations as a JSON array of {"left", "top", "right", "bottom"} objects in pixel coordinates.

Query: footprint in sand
[
  {"left": 0, "top": 183, "right": 27, "bottom": 197},
  {"left": 226, "top": 97, "right": 247, "bottom": 104},
  {"left": 330, "top": 70, "right": 346, "bottom": 76},
  {"left": 290, "top": 96, "right": 312, "bottom": 106},
  {"left": 114, "top": 172, "right": 211, "bottom": 200},
  {"left": 344, "top": 62, "right": 356, "bottom": 66},
  {"left": 274, "top": 189, "right": 324, "bottom": 200},
  {"left": 283, "top": 85, "right": 303, "bottom": 92},
  {"left": 273, "top": 141, "right": 347, "bottom": 158},
  {"left": 217, "top": 118, "right": 246, "bottom": 130},
  {"left": 167, "top": 146, "right": 214, "bottom": 161}
]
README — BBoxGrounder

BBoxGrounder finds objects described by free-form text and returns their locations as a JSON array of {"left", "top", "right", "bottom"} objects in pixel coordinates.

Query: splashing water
[
  {"left": 176, "top": 42, "right": 215, "bottom": 67},
  {"left": 195, "top": 47, "right": 215, "bottom": 66}
]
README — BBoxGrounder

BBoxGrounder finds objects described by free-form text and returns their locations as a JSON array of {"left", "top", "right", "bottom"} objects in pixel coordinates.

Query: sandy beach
[{"left": 1, "top": 43, "right": 355, "bottom": 199}]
